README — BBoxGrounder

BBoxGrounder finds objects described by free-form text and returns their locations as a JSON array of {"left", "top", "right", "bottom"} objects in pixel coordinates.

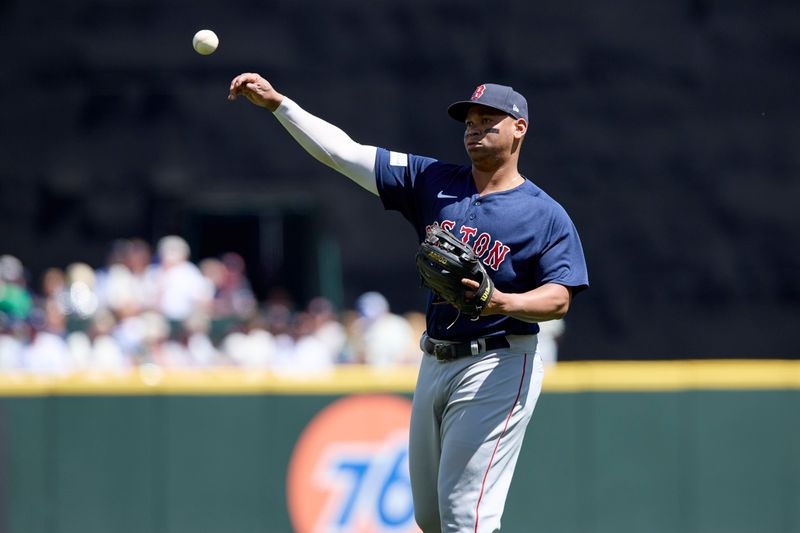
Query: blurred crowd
[{"left": 0, "top": 236, "right": 427, "bottom": 375}]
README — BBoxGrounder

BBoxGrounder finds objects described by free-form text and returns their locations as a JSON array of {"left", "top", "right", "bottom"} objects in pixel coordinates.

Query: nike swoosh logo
[{"left": 437, "top": 191, "right": 458, "bottom": 199}]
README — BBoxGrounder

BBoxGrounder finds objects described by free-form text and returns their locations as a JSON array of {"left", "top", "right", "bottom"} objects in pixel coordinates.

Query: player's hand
[
  {"left": 462, "top": 278, "right": 505, "bottom": 316},
  {"left": 228, "top": 73, "right": 284, "bottom": 111}
]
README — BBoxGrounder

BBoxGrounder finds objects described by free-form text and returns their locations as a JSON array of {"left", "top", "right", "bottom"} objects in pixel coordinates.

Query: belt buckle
[{"left": 470, "top": 339, "right": 480, "bottom": 356}]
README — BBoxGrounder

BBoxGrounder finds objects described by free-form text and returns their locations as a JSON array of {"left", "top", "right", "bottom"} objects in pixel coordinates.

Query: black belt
[{"left": 423, "top": 336, "right": 510, "bottom": 361}]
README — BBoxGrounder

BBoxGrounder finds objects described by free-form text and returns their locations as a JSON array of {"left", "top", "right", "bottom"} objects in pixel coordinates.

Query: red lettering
[
  {"left": 473, "top": 232, "right": 491, "bottom": 257},
  {"left": 427, "top": 221, "right": 511, "bottom": 271},
  {"left": 485, "top": 240, "right": 511, "bottom": 271},
  {"left": 460, "top": 226, "right": 477, "bottom": 244}
]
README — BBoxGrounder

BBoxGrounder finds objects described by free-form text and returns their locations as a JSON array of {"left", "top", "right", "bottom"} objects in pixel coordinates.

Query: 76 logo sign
[{"left": 314, "top": 433, "right": 418, "bottom": 532}]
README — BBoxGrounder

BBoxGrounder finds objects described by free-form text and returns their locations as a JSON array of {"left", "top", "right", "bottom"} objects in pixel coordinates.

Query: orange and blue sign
[{"left": 287, "top": 394, "right": 422, "bottom": 533}]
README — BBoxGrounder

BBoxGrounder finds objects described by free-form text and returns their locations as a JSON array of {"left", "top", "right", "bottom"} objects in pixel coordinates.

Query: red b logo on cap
[{"left": 470, "top": 84, "right": 486, "bottom": 100}]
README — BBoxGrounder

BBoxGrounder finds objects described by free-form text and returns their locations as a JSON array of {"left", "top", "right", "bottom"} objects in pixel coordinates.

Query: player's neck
[{"left": 471, "top": 161, "right": 522, "bottom": 196}]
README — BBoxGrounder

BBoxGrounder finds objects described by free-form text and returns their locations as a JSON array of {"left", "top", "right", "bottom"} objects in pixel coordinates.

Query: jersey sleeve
[
  {"left": 537, "top": 207, "right": 590, "bottom": 294},
  {"left": 374, "top": 147, "right": 438, "bottom": 222}
]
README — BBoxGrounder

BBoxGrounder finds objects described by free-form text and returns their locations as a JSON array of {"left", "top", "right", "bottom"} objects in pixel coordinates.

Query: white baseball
[{"left": 192, "top": 29, "right": 219, "bottom": 55}]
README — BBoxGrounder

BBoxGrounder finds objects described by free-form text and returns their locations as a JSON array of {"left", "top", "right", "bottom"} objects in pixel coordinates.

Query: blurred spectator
[
  {"left": 221, "top": 252, "right": 257, "bottom": 318},
  {"left": 23, "top": 299, "right": 71, "bottom": 373},
  {"left": 64, "top": 262, "right": 100, "bottom": 322},
  {"left": 199, "top": 252, "right": 258, "bottom": 344},
  {"left": 87, "top": 309, "right": 128, "bottom": 371},
  {"left": 307, "top": 297, "right": 347, "bottom": 362},
  {"left": 152, "top": 236, "right": 213, "bottom": 324},
  {"left": 0, "top": 238, "right": 427, "bottom": 374},
  {"left": 272, "top": 298, "right": 348, "bottom": 374},
  {"left": 261, "top": 300, "right": 293, "bottom": 338},
  {"left": 126, "top": 238, "right": 156, "bottom": 281},
  {"left": 95, "top": 238, "right": 157, "bottom": 315},
  {"left": 183, "top": 310, "right": 220, "bottom": 367},
  {"left": 0, "top": 318, "right": 26, "bottom": 369},
  {"left": 199, "top": 258, "right": 226, "bottom": 303},
  {"left": 353, "top": 291, "right": 415, "bottom": 368},
  {"left": 66, "top": 330, "right": 92, "bottom": 369},
  {"left": 257, "top": 299, "right": 295, "bottom": 366},
  {"left": 221, "top": 314, "right": 275, "bottom": 369},
  {"left": 0, "top": 255, "right": 33, "bottom": 321},
  {"left": 537, "top": 318, "right": 566, "bottom": 366},
  {"left": 139, "top": 310, "right": 171, "bottom": 366},
  {"left": 402, "top": 311, "right": 426, "bottom": 366},
  {"left": 159, "top": 338, "right": 192, "bottom": 368},
  {"left": 40, "top": 267, "right": 70, "bottom": 314},
  {"left": 276, "top": 310, "right": 335, "bottom": 375},
  {"left": 94, "top": 239, "right": 129, "bottom": 311},
  {"left": 112, "top": 304, "right": 149, "bottom": 361},
  {"left": 337, "top": 309, "right": 363, "bottom": 364}
]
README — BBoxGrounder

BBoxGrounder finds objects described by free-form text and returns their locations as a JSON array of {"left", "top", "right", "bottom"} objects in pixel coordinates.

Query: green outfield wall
[{"left": 1, "top": 362, "right": 799, "bottom": 533}]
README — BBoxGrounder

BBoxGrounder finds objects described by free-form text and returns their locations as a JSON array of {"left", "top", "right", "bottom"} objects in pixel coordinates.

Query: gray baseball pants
[{"left": 409, "top": 333, "right": 544, "bottom": 533}]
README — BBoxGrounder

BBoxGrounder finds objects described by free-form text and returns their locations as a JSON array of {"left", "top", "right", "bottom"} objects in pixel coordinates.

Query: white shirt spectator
[
  {"left": 292, "top": 334, "right": 335, "bottom": 374},
  {"left": 66, "top": 331, "right": 93, "bottom": 369},
  {"left": 158, "top": 261, "right": 212, "bottom": 320},
  {"left": 0, "top": 334, "right": 23, "bottom": 369},
  {"left": 97, "top": 263, "right": 158, "bottom": 313},
  {"left": 113, "top": 314, "right": 148, "bottom": 357},
  {"left": 354, "top": 292, "right": 415, "bottom": 368},
  {"left": 361, "top": 313, "right": 415, "bottom": 368},
  {"left": 187, "top": 332, "right": 219, "bottom": 366},
  {"left": 24, "top": 331, "right": 72, "bottom": 374},
  {"left": 91, "top": 335, "right": 129, "bottom": 371},
  {"left": 537, "top": 318, "right": 565, "bottom": 366},
  {"left": 222, "top": 329, "right": 276, "bottom": 368}
]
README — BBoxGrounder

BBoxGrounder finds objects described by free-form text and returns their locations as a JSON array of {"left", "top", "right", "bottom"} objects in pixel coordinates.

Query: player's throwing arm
[{"left": 228, "top": 73, "right": 378, "bottom": 195}]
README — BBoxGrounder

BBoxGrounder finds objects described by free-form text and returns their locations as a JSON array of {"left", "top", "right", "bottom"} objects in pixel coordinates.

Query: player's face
[{"left": 462, "top": 106, "right": 526, "bottom": 165}]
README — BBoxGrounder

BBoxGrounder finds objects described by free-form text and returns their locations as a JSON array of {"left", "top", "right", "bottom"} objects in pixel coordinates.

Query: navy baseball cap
[{"left": 447, "top": 83, "right": 529, "bottom": 123}]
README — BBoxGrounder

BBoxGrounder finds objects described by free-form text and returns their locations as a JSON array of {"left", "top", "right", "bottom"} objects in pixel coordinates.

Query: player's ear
[{"left": 513, "top": 118, "right": 528, "bottom": 139}]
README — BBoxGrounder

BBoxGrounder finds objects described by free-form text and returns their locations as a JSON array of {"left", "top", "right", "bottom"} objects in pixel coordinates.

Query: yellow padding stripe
[
  {"left": 0, "top": 360, "right": 799, "bottom": 396},
  {"left": 0, "top": 366, "right": 420, "bottom": 396},
  {"left": 543, "top": 360, "right": 800, "bottom": 392}
]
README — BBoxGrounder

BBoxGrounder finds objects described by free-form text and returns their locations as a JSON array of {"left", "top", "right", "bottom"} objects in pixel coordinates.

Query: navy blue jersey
[{"left": 374, "top": 148, "right": 589, "bottom": 341}]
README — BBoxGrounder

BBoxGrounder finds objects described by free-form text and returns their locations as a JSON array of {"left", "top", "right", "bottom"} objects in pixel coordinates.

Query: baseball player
[{"left": 228, "top": 74, "right": 589, "bottom": 533}]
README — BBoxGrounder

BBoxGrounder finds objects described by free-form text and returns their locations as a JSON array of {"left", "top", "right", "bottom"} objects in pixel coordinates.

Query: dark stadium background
[{"left": 1, "top": 0, "right": 798, "bottom": 359}]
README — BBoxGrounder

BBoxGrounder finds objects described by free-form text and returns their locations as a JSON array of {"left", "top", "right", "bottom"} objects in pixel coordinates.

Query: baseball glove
[{"left": 415, "top": 223, "right": 495, "bottom": 321}]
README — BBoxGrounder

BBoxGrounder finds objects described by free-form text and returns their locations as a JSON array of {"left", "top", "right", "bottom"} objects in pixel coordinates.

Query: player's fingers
[
  {"left": 461, "top": 278, "right": 479, "bottom": 289},
  {"left": 230, "top": 76, "right": 247, "bottom": 94},
  {"left": 228, "top": 77, "right": 243, "bottom": 99},
  {"left": 229, "top": 73, "right": 256, "bottom": 93},
  {"left": 228, "top": 80, "right": 242, "bottom": 100},
  {"left": 462, "top": 278, "right": 479, "bottom": 299}
]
